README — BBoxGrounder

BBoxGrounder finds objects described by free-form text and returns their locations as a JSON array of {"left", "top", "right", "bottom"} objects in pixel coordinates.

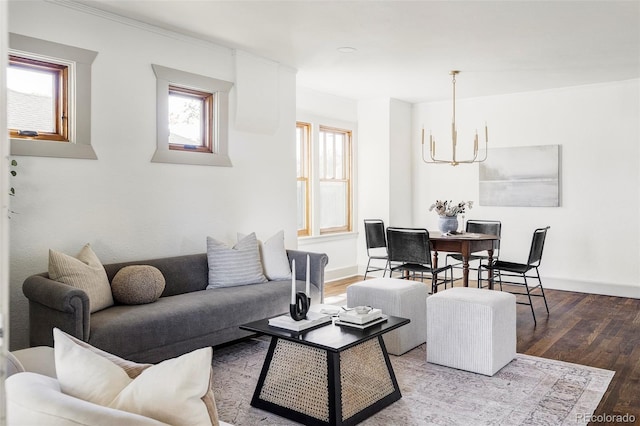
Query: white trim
[
  {"left": 326, "top": 269, "right": 640, "bottom": 299},
  {"left": 151, "top": 64, "right": 233, "bottom": 167},
  {"left": 543, "top": 277, "right": 640, "bottom": 299},
  {"left": 1, "top": 0, "right": 10, "bottom": 360},
  {"left": 325, "top": 266, "right": 359, "bottom": 283},
  {"left": 47, "top": 0, "right": 228, "bottom": 53},
  {"left": 298, "top": 231, "right": 358, "bottom": 245},
  {"left": 296, "top": 113, "right": 358, "bottom": 239},
  {"left": 8, "top": 33, "right": 97, "bottom": 160},
  {"left": 47, "top": 0, "right": 299, "bottom": 74}
]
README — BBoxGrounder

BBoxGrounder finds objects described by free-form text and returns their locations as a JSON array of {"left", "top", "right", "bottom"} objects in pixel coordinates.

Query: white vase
[{"left": 438, "top": 216, "right": 459, "bottom": 233}]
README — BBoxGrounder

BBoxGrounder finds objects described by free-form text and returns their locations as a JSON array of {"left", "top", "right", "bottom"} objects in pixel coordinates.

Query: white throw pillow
[
  {"left": 206, "top": 232, "right": 268, "bottom": 288},
  {"left": 238, "top": 230, "right": 291, "bottom": 280},
  {"left": 53, "top": 328, "right": 219, "bottom": 426},
  {"left": 48, "top": 243, "right": 114, "bottom": 313}
]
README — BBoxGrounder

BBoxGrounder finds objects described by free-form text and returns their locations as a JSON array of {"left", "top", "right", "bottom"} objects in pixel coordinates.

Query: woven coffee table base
[
  {"left": 340, "top": 338, "right": 395, "bottom": 420},
  {"left": 251, "top": 336, "right": 401, "bottom": 426},
  {"left": 260, "top": 339, "right": 330, "bottom": 421}
]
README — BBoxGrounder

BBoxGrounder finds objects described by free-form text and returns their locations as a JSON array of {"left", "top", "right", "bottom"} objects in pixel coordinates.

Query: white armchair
[{"left": 5, "top": 347, "right": 233, "bottom": 426}]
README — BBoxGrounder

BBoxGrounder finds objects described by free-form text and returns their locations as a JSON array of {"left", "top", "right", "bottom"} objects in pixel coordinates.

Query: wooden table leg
[
  {"left": 461, "top": 242, "right": 471, "bottom": 287},
  {"left": 432, "top": 251, "right": 439, "bottom": 292},
  {"left": 462, "top": 257, "right": 469, "bottom": 287}
]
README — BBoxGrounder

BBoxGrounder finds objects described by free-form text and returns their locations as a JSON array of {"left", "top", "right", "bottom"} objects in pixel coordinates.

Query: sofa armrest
[
  {"left": 286, "top": 250, "right": 329, "bottom": 303},
  {"left": 6, "top": 373, "right": 170, "bottom": 426},
  {"left": 10, "top": 346, "right": 57, "bottom": 378},
  {"left": 22, "top": 274, "right": 90, "bottom": 346}
]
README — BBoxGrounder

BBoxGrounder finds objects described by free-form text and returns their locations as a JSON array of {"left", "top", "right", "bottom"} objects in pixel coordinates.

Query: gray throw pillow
[{"left": 206, "top": 232, "right": 268, "bottom": 289}]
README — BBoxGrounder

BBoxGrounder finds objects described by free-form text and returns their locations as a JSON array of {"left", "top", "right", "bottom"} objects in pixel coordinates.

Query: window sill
[
  {"left": 11, "top": 139, "right": 97, "bottom": 160},
  {"left": 151, "top": 149, "right": 231, "bottom": 167},
  {"left": 298, "top": 232, "right": 358, "bottom": 245}
]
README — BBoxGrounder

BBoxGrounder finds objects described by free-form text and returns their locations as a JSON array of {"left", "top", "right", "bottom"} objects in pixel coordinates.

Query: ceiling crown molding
[{"left": 46, "top": 0, "right": 231, "bottom": 53}]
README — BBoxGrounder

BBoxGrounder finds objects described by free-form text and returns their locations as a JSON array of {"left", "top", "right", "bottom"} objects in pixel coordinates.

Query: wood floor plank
[{"left": 325, "top": 276, "right": 640, "bottom": 423}]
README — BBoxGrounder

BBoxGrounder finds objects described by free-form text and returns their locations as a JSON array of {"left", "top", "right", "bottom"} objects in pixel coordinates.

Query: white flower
[{"left": 429, "top": 200, "right": 473, "bottom": 217}]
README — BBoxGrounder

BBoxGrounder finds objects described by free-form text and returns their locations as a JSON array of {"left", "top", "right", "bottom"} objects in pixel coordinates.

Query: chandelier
[{"left": 422, "top": 71, "right": 488, "bottom": 166}]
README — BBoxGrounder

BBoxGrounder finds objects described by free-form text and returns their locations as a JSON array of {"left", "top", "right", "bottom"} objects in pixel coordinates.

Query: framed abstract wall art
[{"left": 479, "top": 145, "right": 560, "bottom": 207}]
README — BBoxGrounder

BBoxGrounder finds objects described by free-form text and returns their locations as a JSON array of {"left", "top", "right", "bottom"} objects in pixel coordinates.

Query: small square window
[
  {"left": 8, "top": 33, "right": 98, "bottom": 160},
  {"left": 152, "top": 64, "right": 233, "bottom": 167},
  {"left": 168, "top": 85, "right": 214, "bottom": 153},
  {"left": 8, "top": 55, "right": 68, "bottom": 142}
]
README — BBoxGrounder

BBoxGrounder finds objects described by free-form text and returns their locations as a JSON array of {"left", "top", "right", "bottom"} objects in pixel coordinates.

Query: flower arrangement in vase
[{"left": 429, "top": 200, "right": 473, "bottom": 234}]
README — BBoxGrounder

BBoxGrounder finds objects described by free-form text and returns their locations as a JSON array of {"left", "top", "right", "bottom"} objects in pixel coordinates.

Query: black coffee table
[{"left": 240, "top": 315, "right": 410, "bottom": 426}]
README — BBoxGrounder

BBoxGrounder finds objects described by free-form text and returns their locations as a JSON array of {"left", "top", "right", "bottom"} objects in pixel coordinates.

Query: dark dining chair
[
  {"left": 445, "top": 220, "right": 501, "bottom": 287},
  {"left": 363, "top": 219, "right": 390, "bottom": 278},
  {"left": 479, "top": 226, "right": 550, "bottom": 324},
  {"left": 386, "top": 227, "right": 453, "bottom": 293}
]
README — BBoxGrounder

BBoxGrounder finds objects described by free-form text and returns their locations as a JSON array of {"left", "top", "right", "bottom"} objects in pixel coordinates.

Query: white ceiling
[{"left": 74, "top": 0, "right": 640, "bottom": 103}]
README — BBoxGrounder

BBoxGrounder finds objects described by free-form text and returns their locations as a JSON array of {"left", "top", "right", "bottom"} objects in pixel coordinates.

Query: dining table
[{"left": 428, "top": 232, "right": 500, "bottom": 289}]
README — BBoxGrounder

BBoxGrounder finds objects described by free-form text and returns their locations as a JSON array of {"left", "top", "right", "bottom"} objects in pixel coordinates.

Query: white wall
[
  {"left": 356, "top": 99, "right": 392, "bottom": 271},
  {"left": 8, "top": 1, "right": 297, "bottom": 349},
  {"left": 413, "top": 79, "right": 640, "bottom": 298},
  {"left": 355, "top": 98, "right": 413, "bottom": 273},
  {"left": 297, "top": 87, "right": 358, "bottom": 122},
  {"left": 1, "top": 1, "right": 10, "bottom": 418},
  {"left": 388, "top": 99, "right": 413, "bottom": 226}
]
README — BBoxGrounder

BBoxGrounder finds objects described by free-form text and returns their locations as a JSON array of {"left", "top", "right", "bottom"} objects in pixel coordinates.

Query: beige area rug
[{"left": 211, "top": 338, "right": 613, "bottom": 426}]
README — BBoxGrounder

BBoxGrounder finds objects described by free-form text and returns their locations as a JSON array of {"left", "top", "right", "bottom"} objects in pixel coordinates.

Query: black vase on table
[{"left": 289, "top": 292, "right": 310, "bottom": 321}]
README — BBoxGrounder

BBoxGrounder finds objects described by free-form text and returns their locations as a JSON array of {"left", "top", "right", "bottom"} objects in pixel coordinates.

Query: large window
[
  {"left": 318, "top": 126, "right": 352, "bottom": 234},
  {"left": 296, "top": 122, "right": 311, "bottom": 236},
  {"left": 8, "top": 33, "right": 97, "bottom": 159},
  {"left": 296, "top": 121, "right": 353, "bottom": 236}
]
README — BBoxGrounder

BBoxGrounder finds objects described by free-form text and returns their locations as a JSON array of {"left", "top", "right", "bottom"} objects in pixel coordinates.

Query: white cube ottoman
[
  {"left": 347, "top": 277, "right": 428, "bottom": 355},
  {"left": 426, "top": 287, "right": 516, "bottom": 376}
]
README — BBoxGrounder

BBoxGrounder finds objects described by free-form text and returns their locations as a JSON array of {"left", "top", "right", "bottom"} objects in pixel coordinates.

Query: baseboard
[
  {"left": 543, "top": 277, "right": 639, "bottom": 299},
  {"left": 325, "top": 265, "right": 359, "bottom": 283},
  {"left": 330, "top": 266, "right": 640, "bottom": 300}
]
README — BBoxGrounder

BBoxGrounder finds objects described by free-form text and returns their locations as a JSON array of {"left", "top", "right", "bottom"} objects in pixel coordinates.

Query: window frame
[
  {"left": 8, "top": 33, "right": 98, "bottom": 160},
  {"left": 296, "top": 121, "right": 311, "bottom": 237},
  {"left": 168, "top": 85, "right": 214, "bottom": 153},
  {"left": 8, "top": 55, "right": 69, "bottom": 142},
  {"left": 318, "top": 125, "right": 352, "bottom": 235},
  {"left": 152, "top": 64, "right": 233, "bottom": 167},
  {"left": 296, "top": 116, "right": 355, "bottom": 240}
]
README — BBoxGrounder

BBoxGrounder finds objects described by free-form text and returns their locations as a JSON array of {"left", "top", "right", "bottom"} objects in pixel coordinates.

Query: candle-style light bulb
[
  {"left": 291, "top": 259, "right": 296, "bottom": 304},
  {"left": 305, "top": 255, "right": 310, "bottom": 297}
]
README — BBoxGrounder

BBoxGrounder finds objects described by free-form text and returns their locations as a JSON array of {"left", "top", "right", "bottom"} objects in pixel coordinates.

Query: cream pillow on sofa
[
  {"left": 48, "top": 243, "right": 113, "bottom": 313},
  {"left": 53, "top": 328, "right": 219, "bottom": 426},
  {"left": 238, "top": 230, "right": 291, "bottom": 281}
]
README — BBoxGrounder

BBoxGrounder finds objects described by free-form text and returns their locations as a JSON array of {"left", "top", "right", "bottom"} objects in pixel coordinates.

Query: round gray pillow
[{"left": 111, "top": 265, "right": 165, "bottom": 305}]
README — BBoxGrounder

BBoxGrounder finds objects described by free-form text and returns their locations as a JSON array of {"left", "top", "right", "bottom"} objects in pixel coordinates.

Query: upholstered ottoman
[
  {"left": 426, "top": 287, "right": 516, "bottom": 376},
  {"left": 347, "top": 277, "right": 428, "bottom": 355}
]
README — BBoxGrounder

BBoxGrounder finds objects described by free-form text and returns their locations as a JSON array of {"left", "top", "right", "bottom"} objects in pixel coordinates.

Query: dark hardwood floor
[{"left": 325, "top": 276, "right": 640, "bottom": 424}]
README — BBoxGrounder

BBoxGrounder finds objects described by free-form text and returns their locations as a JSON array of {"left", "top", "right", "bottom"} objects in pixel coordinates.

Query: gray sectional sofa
[{"left": 22, "top": 249, "right": 328, "bottom": 363}]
